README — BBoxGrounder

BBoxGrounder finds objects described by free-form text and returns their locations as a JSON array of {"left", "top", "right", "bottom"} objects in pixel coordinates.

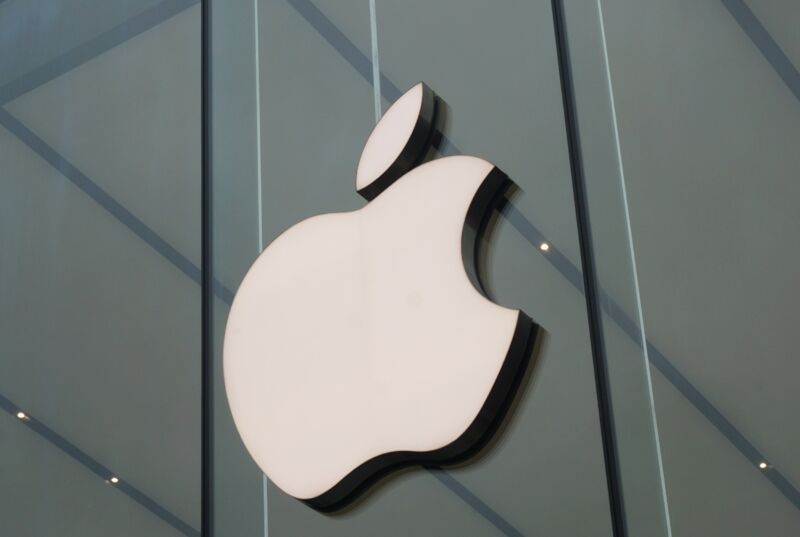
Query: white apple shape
[{"left": 224, "top": 82, "right": 539, "bottom": 511}]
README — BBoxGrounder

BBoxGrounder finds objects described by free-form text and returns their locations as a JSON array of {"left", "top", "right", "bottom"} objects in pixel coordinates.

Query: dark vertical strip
[
  {"left": 201, "top": 0, "right": 213, "bottom": 535},
  {"left": 550, "top": 1, "right": 627, "bottom": 536}
]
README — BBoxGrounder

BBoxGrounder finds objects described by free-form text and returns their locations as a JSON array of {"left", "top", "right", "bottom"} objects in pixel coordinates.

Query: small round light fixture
[
  {"left": 16, "top": 411, "right": 28, "bottom": 420},
  {"left": 758, "top": 461, "right": 768, "bottom": 470},
  {"left": 109, "top": 476, "right": 120, "bottom": 484},
  {"left": 539, "top": 242, "right": 550, "bottom": 252}
]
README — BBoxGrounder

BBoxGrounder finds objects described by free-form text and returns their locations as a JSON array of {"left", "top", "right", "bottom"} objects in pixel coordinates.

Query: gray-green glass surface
[
  {"left": 599, "top": 0, "right": 800, "bottom": 535},
  {"left": 0, "top": 1, "right": 201, "bottom": 536},
  {"left": 211, "top": 1, "right": 617, "bottom": 535}
]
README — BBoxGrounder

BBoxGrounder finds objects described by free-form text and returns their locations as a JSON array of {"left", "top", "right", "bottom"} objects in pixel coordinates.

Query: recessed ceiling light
[
  {"left": 109, "top": 476, "right": 120, "bottom": 484},
  {"left": 758, "top": 461, "right": 768, "bottom": 470},
  {"left": 16, "top": 411, "right": 27, "bottom": 420},
  {"left": 539, "top": 242, "right": 550, "bottom": 252}
]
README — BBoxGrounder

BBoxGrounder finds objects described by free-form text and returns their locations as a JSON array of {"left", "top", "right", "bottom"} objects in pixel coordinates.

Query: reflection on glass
[
  {"left": 0, "top": 1, "right": 201, "bottom": 536},
  {"left": 598, "top": 0, "right": 800, "bottom": 535}
]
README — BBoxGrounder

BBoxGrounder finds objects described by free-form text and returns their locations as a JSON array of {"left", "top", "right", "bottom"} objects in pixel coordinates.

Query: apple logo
[{"left": 224, "top": 82, "right": 540, "bottom": 511}]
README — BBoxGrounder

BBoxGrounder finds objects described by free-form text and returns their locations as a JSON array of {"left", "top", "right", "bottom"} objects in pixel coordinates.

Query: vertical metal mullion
[
  {"left": 550, "top": 1, "right": 627, "bottom": 536},
  {"left": 201, "top": 0, "right": 213, "bottom": 535}
]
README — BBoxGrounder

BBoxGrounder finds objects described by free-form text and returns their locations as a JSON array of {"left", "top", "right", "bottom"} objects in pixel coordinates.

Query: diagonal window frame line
[
  {"left": 0, "top": 107, "right": 235, "bottom": 305},
  {"left": 503, "top": 206, "right": 800, "bottom": 512},
  {"left": 285, "top": 0, "right": 800, "bottom": 514},
  {"left": 0, "top": 0, "right": 200, "bottom": 106},
  {"left": 0, "top": 392, "right": 200, "bottom": 537},
  {"left": 427, "top": 469, "right": 525, "bottom": 537},
  {"left": 721, "top": 0, "right": 800, "bottom": 102}
]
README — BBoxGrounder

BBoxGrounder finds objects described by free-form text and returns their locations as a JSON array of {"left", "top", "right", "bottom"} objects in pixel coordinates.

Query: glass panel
[
  {"left": 209, "top": 0, "right": 631, "bottom": 535},
  {"left": 366, "top": 0, "right": 615, "bottom": 534},
  {"left": 0, "top": 1, "right": 201, "bottom": 536},
  {"left": 597, "top": 0, "right": 800, "bottom": 535},
  {"left": 208, "top": 0, "right": 268, "bottom": 535},
  {"left": 558, "top": 2, "right": 673, "bottom": 535}
]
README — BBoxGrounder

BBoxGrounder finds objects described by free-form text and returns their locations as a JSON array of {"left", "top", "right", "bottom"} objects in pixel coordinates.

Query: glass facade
[
  {"left": 601, "top": 1, "right": 800, "bottom": 534},
  {"left": 0, "top": 1, "right": 201, "bottom": 536},
  {"left": 2, "top": 0, "right": 798, "bottom": 536}
]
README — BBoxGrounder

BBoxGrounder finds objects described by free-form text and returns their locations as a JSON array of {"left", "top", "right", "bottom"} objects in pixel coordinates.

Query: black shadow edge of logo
[
  {"left": 357, "top": 82, "right": 438, "bottom": 201},
  {"left": 304, "top": 167, "right": 541, "bottom": 512}
]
